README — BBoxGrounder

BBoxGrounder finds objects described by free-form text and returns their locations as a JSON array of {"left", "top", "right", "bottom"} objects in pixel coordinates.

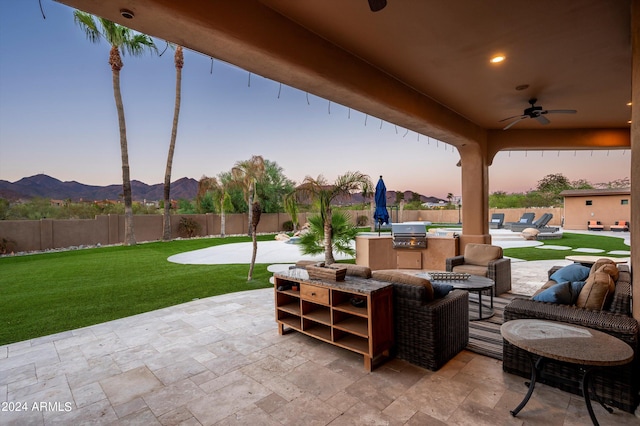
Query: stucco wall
[{"left": 563, "top": 195, "right": 631, "bottom": 230}]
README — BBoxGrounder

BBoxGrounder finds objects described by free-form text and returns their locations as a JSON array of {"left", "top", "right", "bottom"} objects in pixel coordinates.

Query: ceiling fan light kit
[{"left": 500, "top": 98, "right": 577, "bottom": 130}]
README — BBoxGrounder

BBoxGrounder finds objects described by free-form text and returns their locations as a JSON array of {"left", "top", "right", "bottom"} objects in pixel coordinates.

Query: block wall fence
[{"left": 0, "top": 208, "right": 563, "bottom": 253}]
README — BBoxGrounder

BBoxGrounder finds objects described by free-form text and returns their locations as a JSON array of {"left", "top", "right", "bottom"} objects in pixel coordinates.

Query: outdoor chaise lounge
[
  {"left": 504, "top": 212, "right": 535, "bottom": 230},
  {"left": 611, "top": 220, "right": 630, "bottom": 232},
  {"left": 587, "top": 220, "right": 604, "bottom": 231},
  {"left": 489, "top": 213, "right": 505, "bottom": 229},
  {"left": 510, "top": 212, "right": 558, "bottom": 233}
]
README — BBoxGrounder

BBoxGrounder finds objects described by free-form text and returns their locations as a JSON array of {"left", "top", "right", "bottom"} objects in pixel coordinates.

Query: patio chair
[
  {"left": 610, "top": 221, "right": 629, "bottom": 232},
  {"left": 504, "top": 212, "right": 535, "bottom": 230},
  {"left": 489, "top": 213, "right": 505, "bottom": 229},
  {"left": 587, "top": 220, "right": 604, "bottom": 231},
  {"left": 445, "top": 243, "right": 512, "bottom": 295},
  {"left": 510, "top": 213, "right": 558, "bottom": 233}
]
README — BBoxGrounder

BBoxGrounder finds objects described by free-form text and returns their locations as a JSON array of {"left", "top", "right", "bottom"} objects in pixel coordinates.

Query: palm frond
[{"left": 73, "top": 11, "right": 101, "bottom": 44}]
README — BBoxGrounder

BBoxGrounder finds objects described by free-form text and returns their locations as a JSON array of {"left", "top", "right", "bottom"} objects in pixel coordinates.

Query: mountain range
[
  {"left": 0, "top": 174, "right": 199, "bottom": 202},
  {"left": 0, "top": 174, "right": 446, "bottom": 205}
]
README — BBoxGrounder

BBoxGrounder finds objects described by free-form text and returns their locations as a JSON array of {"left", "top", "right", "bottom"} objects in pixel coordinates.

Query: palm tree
[
  {"left": 447, "top": 192, "right": 454, "bottom": 206},
  {"left": 162, "top": 45, "right": 184, "bottom": 241},
  {"left": 74, "top": 12, "right": 157, "bottom": 246},
  {"left": 283, "top": 191, "right": 299, "bottom": 231},
  {"left": 197, "top": 175, "right": 230, "bottom": 237},
  {"left": 296, "top": 172, "right": 372, "bottom": 264},
  {"left": 231, "top": 155, "right": 265, "bottom": 236}
]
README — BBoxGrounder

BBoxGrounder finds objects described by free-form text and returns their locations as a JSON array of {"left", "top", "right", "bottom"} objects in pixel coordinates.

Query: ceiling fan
[{"left": 500, "top": 98, "right": 577, "bottom": 130}]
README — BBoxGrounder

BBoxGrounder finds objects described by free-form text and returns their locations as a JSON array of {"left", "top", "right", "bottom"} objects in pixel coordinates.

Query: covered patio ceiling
[{"left": 55, "top": 0, "right": 633, "bottom": 155}]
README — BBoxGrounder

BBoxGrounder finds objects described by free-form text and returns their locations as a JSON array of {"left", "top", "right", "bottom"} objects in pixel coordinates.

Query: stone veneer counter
[{"left": 274, "top": 270, "right": 390, "bottom": 295}]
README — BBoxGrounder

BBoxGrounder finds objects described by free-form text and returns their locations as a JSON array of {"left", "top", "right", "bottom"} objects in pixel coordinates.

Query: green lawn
[
  {"left": 504, "top": 232, "right": 630, "bottom": 261},
  {"left": 0, "top": 236, "right": 274, "bottom": 345}
]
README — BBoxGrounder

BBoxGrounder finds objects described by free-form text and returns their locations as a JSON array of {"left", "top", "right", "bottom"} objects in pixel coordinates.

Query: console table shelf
[{"left": 274, "top": 271, "right": 394, "bottom": 371}]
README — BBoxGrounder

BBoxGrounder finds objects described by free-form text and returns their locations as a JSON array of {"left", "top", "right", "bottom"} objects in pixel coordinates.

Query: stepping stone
[
  {"left": 608, "top": 250, "right": 631, "bottom": 255},
  {"left": 535, "top": 245, "right": 572, "bottom": 250},
  {"left": 572, "top": 248, "right": 605, "bottom": 253}
]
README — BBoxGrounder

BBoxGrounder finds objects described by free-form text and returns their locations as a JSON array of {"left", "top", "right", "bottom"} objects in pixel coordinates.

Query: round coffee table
[
  {"left": 501, "top": 319, "right": 633, "bottom": 425},
  {"left": 419, "top": 273, "right": 495, "bottom": 320}
]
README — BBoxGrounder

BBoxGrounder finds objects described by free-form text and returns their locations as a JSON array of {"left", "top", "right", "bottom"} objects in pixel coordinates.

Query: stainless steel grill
[{"left": 391, "top": 223, "right": 427, "bottom": 249}]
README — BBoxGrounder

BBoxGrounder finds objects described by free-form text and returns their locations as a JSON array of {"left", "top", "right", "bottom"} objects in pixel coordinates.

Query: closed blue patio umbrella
[{"left": 373, "top": 176, "right": 389, "bottom": 235}]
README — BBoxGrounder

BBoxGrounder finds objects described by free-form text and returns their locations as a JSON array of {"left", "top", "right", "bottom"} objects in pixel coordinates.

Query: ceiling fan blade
[
  {"left": 534, "top": 115, "right": 551, "bottom": 125},
  {"left": 503, "top": 117, "right": 526, "bottom": 130},
  {"left": 544, "top": 109, "right": 577, "bottom": 114},
  {"left": 499, "top": 114, "right": 525, "bottom": 122}
]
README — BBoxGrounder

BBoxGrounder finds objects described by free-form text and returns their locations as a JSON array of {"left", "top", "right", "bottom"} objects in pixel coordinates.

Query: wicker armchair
[
  {"left": 446, "top": 243, "right": 512, "bottom": 295},
  {"left": 503, "top": 265, "right": 639, "bottom": 413},
  {"left": 391, "top": 282, "right": 469, "bottom": 370}
]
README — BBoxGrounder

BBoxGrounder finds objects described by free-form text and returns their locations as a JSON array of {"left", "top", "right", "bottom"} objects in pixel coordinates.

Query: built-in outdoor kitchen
[{"left": 355, "top": 223, "right": 460, "bottom": 270}]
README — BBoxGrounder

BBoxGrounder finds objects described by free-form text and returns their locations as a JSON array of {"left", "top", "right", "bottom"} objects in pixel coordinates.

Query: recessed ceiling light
[
  {"left": 627, "top": 102, "right": 632, "bottom": 106},
  {"left": 490, "top": 55, "right": 505, "bottom": 64},
  {"left": 120, "top": 9, "right": 134, "bottom": 19}
]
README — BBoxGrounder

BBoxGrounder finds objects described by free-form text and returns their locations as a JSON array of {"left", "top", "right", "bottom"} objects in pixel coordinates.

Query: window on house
[
  {"left": 621, "top": 199, "right": 629, "bottom": 205},
  {"left": 585, "top": 200, "right": 592, "bottom": 205}
]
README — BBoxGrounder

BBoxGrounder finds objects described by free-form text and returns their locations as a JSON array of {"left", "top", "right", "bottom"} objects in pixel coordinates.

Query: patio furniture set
[
  {"left": 272, "top": 250, "right": 638, "bottom": 420},
  {"left": 491, "top": 212, "right": 562, "bottom": 239},
  {"left": 588, "top": 220, "right": 630, "bottom": 231}
]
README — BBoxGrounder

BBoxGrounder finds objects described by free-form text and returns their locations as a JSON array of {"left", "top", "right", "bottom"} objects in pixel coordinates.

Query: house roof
[{"left": 560, "top": 188, "right": 631, "bottom": 197}]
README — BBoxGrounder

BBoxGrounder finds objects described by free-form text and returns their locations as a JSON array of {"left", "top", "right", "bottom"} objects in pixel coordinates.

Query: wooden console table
[
  {"left": 501, "top": 319, "right": 633, "bottom": 425},
  {"left": 273, "top": 269, "right": 393, "bottom": 371}
]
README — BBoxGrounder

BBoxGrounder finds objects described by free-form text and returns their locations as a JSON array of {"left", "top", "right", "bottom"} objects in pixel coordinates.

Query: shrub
[
  {"left": 282, "top": 220, "right": 294, "bottom": 232},
  {"left": 177, "top": 217, "right": 201, "bottom": 238},
  {"left": 0, "top": 237, "right": 17, "bottom": 254},
  {"left": 356, "top": 215, "right": 368, "bottom": 226}
]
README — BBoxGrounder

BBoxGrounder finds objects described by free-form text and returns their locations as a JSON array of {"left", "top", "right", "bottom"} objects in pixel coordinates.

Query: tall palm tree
[
  {"left": 197, "top": 175, "right": 229, "bottom": 237},
  {"left": 74, "top": 12, "right": 157, "bottom": 246},
  {"left": 162, "top": 45, "right": 184, "bottom": 241},
  {"left": 247, "top": 200, "right": 262, "bottom": 281},
  {"left": 231, "top": 155, "right": 265, "bottom": 236},
  {"left": 296, "top": 172, "right": 372, "bottom": 264}
]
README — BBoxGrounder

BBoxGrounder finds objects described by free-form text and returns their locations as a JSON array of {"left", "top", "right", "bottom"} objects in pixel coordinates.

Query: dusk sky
[{"left": 0, "top": 1, "right": 631, "bottom": 199}]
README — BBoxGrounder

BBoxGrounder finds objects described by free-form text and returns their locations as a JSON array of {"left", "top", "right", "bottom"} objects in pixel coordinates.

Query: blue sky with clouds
[{"left": 0, "top": 1, "right": 630, "bottom": 199}]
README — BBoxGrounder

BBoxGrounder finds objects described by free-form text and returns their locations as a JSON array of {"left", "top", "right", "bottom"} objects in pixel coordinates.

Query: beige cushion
[
  {"left": 330, "top": 263, "right": 371, "bottom": 278},
  {"left": 372, "top": 270, "right": 434, "bottom": 302},
  {"left": 452, "top": 264, "right": 488, "bottom": 277},
  {"left": 576, "top": 271, "right": 614, "bottom": 310},
  {"left": 589, "top": 259, "right": 619, "bottom": 282},
  {"left": 464, "top": 244, "right": 502, "bottom": 266}
]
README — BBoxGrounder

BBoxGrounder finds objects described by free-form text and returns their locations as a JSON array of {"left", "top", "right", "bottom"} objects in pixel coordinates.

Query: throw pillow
[
  {"left": 331, "top": 263, "right": 372, "bottom": 278},
  {"left": 590, "top": 259, "right": 619, "bottom": 282},
  {"left": 371, "top": 270, "right": 435, "bottom": 302},
  {"left": 550, "top": 263, "right": 591, "bottom": 283},
  {"left": 532, "top": 281, "right": 573, "bottom": 304},
  {"left": 576, "top": 271, "right": 613, "bottom": 310},
  {"left": 432, "top": 282, "right": 454, "bottom": 299}
]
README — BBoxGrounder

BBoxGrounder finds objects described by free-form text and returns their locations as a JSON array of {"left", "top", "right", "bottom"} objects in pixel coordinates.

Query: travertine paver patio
[{"left": 2, "top": 269, "right": 638, "bottom": 425}]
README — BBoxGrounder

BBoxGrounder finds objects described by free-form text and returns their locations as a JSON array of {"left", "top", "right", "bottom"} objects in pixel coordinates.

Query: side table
[{"left": 501, "top": 319, "right": 633, "bottom": 425}]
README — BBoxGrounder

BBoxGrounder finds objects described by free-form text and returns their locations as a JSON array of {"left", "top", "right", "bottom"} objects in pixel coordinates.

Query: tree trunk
[
  {"left": 162, "top": 47, "right": 183, "bottom": 241},
  {"left": 324, "top": 207, "right": 335, "bottom": 264},
  {"left": 248, "top": 201, "right": 262, "bottom": 280},
  {"left": 221, "top": 209, "right": 226, "bottom": 237},
  {"left": 111, "top": 51, "right": 135, "bottom": 246},
  {"left": 247, "top": 183, "right": 254, "bottom": 237}
]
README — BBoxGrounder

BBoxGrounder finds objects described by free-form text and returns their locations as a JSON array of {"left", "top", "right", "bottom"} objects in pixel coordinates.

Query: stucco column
[
  {"left": 631, "top": 0, "right": 639, "bottom": 321},
  {"left": 458, "top": 143, "right": 491, "bottom": 248}
]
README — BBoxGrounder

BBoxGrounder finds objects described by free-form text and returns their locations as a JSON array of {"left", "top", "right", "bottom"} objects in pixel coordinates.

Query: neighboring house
[{"left": 560, "top": 188, "right": 631, "bottom": 231}]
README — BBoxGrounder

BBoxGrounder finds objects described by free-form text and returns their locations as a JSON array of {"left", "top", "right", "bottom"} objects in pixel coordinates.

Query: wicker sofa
[
  {"left": 371, "top": 270, "right": 469, "bottom": 371},
  {"left": 502, "top": 264, "right": 638, "bottom": 413}
]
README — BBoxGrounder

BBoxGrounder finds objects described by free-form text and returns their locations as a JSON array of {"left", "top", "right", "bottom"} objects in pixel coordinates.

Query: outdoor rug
[{"left": 467, "top": 292, "right": 526, "bottom": 360}]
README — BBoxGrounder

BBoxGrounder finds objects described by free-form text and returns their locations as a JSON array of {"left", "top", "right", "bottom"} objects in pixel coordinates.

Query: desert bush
[
  {"left": 177, "top": 217, "right": 201, "bottom": 238},
  {"left": 356, "top": 215, "right": 368, "bottom": 226},
  {"left": 282, "top": 220, "right": 294, "bottom": 232}
]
